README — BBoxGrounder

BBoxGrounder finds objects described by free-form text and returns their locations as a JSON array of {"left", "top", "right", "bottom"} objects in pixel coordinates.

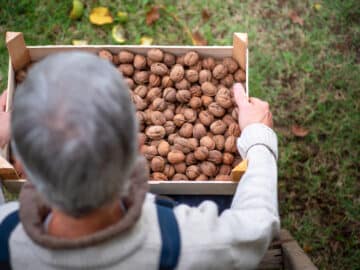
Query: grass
[{"left": 0, "top": 0, "right": 359, "bottom": 268}]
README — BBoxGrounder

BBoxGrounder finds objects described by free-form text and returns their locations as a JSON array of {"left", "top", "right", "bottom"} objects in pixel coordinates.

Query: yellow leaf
[
  {"left": 231, "top": 159, "right": 248, "bottom": 181},
  {"left": 117, "top": 11, "right": 128, "bottom": 23},
  {"left": 69, "top": 0, "right": 84, "bottom": 20},
  {"left": 72, "top": 40, "right": 88, "bottom": 45},
  {"left": 140, "top": 36, "right": 153, "bottom": 45},
  {"left": 313, "top": 3, "right": 322, "bottom": 11},
  {"left": 112, "top": 25, "right": 126, "bottom": 43},
  {"left": 89, "top": 7, "right": 113, "bottom": 25}
]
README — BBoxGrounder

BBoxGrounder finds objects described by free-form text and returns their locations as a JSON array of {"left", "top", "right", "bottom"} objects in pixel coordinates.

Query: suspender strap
[
  {"left": 156, "top": 199, "right": 181, "bottom": 270},
  {"left": 0, "top": 210, "right": 19, "bottom": 270}
]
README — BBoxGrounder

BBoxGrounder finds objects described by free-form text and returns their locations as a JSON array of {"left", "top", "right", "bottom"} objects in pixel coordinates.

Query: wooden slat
[
  {"left": 0, "top": 155, "right": 19, "bottom": 180},
  {"left": 232, "top": 33, "right": 248, "bottom": 71},
  {"left": 2, "top": 179, "right": 26, "bottom": 193},
  {"left": 5, "top": 32, "right": 31, "bottom": 71}
]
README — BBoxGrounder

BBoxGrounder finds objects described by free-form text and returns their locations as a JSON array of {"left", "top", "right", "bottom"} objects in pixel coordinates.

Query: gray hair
[{"left": 11, "top": 52, "right": 138, "bottom": 217}]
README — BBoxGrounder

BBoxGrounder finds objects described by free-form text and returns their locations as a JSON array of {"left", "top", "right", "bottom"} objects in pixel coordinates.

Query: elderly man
[{"left": 0, "top": 52, "right": 279, "bottom": 270}]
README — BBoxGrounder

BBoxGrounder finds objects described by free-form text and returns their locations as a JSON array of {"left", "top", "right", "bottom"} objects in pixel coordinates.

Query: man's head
[{"left": 11, "top": 52, "right": 138, "bottom": 217}]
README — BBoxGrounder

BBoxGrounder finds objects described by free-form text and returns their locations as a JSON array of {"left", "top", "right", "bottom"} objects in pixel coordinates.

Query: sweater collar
[{"left": 18, "top": 156, "right": 149, "bottom": 250}]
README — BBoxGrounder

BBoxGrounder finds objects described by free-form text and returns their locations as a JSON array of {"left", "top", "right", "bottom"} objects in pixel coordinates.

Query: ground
[{"left": 0, "top": 0, "right": 359, "bottom": 268}]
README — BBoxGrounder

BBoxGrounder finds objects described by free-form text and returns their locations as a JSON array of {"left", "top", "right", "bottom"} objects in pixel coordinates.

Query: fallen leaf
[
  {"left": 117, "top": 11, "right": 128, "bottom": 23},
  {"left": 140, "top": 36, "right": 153, "bottom": 45},
  {"left": 69, "top": 0, "right": 84, "bottom": 20},
  {"left": 72, "top": 40, "right": 88, "bottom": 45},
  {"left": 191, "top": 31, "right": 207, "bottom": 45},
  {"left": 291, "top": 125, "right": 309, "bottom": 137},
  {"left": 89, "top": 7, "right": 113, "bottom": 25},
  {"left": 289, "top": 11, "right": 304, "bottom": 26},
  {"left": 201, "top": 9, "right": 211, "bottom": 22},
  {"left": 112, "top": 25, "right": 126, "bottom": 43},
  {"left": 303, "top": 244, "right": 313, "bottom": 253},
  {"left": 313, "top": 3, "right": 322, "bottom": 11},
  {"left": 146, "top": 6, "right": 160, "bottom": 25}
]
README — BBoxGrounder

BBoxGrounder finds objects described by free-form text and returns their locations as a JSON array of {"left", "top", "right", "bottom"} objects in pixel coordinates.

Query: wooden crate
[{"left": 1, "top": 32, "right": 248, "bottom": 195}]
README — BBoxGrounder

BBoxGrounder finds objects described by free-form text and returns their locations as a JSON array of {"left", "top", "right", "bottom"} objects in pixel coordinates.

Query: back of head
[{"left": 11, "top": 52, "right": 138, "bottom": 217}]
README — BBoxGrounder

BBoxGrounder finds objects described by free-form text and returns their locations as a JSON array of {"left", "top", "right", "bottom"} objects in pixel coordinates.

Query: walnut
[
  {"left": 170, "top": 64, "right": 185, "bottom": 82},
  {"left": 226, "top": 123, "right": 241, "bottom": 137},
  {"left": 134, "top": 54, "right": 147, "bottom": 69},
  {"left": 175, "top": 78, "right": 190, "bottom": 90},
  {"left": 202, "top": 57, "right": 216, "bottom": 70},
  {"left": 215, "top": 175, "right": 232, "bottom": 181},
  {"left": 141, "top": 145, "right": 158, "bottom": 160},
  {"left": 164, "top": 121, "right": 176, "bottom": 135},
  {"left": 208, "top": 102, "right": 226, "bottom": 117},
  {"left": 179, "top": 123, "right": 193, "bottom": 138},
  {"left": 231, "top": 107, "right": 239, "bottom": 121},
  {"left": 176, "top": 90, "right": 191, "bottom": 103},
  {"left": 118, "top": 50, "right": 134, "bottom": 63},
  {"left": 193, "top": 123, "right": 207, "bottom": 139},
  {"left": 210, "top": 120, "right": 227, "bottom": 135},
  {"left": 220, "top": 74, "right": 234, "bottom": 88},
  {"left": 136, "top": 111, "right": 146, "bottom": 124},
  {"left": 186, "top": 153, "right": 197, "bottom": 166},
  {"left": 162, "top": 87, "right": 176, "bottom": 102},
  {"left": 224, "top": 135, "right": 237, "bottom": 153},
  {"left": 190, "top": 84, "right": 202, "bottom": 97},
  {"left": 151, "top": 156, "right": 165, "bottom": 172},
  {"left": 151, "top": 172, "right": 167, "bottom": 180},
  {"left": 219, "top": 164, "right": 232, "bottom": 175},
  {"left": 151, "top": 63, "right": 169, "bottom": 76},
  {"left": 118, "top": 64, "right": 134, "bottom": 77},
  {"left": 213, "top": 135, "right": 225, "bottom": 151},
  {"left": 183, "top": 108, "right": 197, "bottom": 123},
  {"left": 146, "top": 125, "right": 166, "bottom": 140},
  {"left": 133, "top": 71, "right": 149, "bottom": 84},
  {"left": 234, "top": 69, "right": 246, "bottom": 82},
  {"left": 152, "top": 98, "right": 167, "bottom": 111},
  {"left": 200, "top": 161, "right": 217, "bottom": 177},
  {"left": 215, "top": 87, "right": 233, "bottom": 109},
  {"left": 212, "top": 64, "right": 228, "bottom": 79},
  {"left": 162, "top": 76, "right": 173, "bottom": 88},
  {"left": 201, "top": 96, "right": 213, "bottom": 107},
  {"left": 149, "top": 74, "right": 161, "bottom": 87},
  {"left": 132, "top": 95, "right": 148, "bottom": 110},
  {"left": 189, "top": 97, "right": 202, "bottom": 109},
  {"left": 125, "top": 78, "right": 135, "bottom": 89},
  {"left": 208, "top": 150, "right": 223, "bottom": 164},
  {"left": 198, "top": 69, "right": 212, "bottom": 84},
  {"left": 200, "top": 136, "right": 215, "bottom": 150},
  {"left": 167, "top": 103, "right": 176, "bottom": 111},
  {"left": 163, "top": 52, "right": 176, "bottom": 67},
  {"left": 173, "top": 114, "right": 186, "bottom": 127},
  {"left": 183, "top": 51, "right": 199, "bottom": 66},
  {"left": 222, "top": 114, "right": 236, "bottom": 126},
  {"left": 147, "top": 48, "right": 164, "bottom": 62},
  {"left": 195, "top": 174, "right": 209, "bottom": 181},
  {"left": 146, "top": 87, "right": 162, "bottom": 102},
  {"left": 174, "top": 162, "right": 187, "bottom": 174},
  {"left": 147, "top": 57, "right": 154, "bottom": 67},
  {"left": 168, "top": 133, "right": 178, "bottom": 144},
  {"left": 194, "top": 146, "right": 209, "bottom": 161},
  {"left": 150, "top": 140, "right": 162, "bottom": 147},
  {"left": 144, "top": 109, "right": 153, "bottom": 125},
  {"left": 223, "top": 57, "right": 239, "bottom": 73},
  {"left": 150, "top": 111, "right": 166, "bottom": 125},
  {"left": 201, "top": 82, "right": 217, "bottom": 96},
  {"left": 138, "top": 132, "right": 147, "bottom": 146},
  {"left": 185, "top": 69, "right": 199, "bottom": 83},
  {"left": 98, "top": 50, "right": 113, "bottom": 62},
  {"left": 172, "top": 173, "right": 188, "bottom": 180},
  {"left": 163, "top": 164, "right": 175, "bottom": 178},
  {"left": 190, "top": 61, "right": 202, "bottom": 72},
  {"left": 175, "top": 105, "right": 186, "bottom": 114},
  {"left": 188, "top": 138, "right": 199, "bottom": 150},
  {"left": 176, "top": 55, "right": 185, "bottom": 65},
  {"left": 112, "top": 54, "right": 120, "bottom": 65},
  {"left": 134, "top": 85, "right": 148, "bottom": 98},
  {"left": 163, "top": 109, "right": 174, "bottom": 121},
  {"left": 211, "top": 78, "right": 219, "bottom": 86},
  {"left": 223, "top": 152, "right": 234, "bottom": 165},
  {"left": 167, "top": 150, "right": 185, "bottom": 164},
  {"left": 186, "top": 165, "right": 201, "bottom": 180},
  {"left": 173, "top": 137, "right": 192, "bottom": 153},
  {"left": 198, "top": 111, "right": 214, "bottom": 126}
]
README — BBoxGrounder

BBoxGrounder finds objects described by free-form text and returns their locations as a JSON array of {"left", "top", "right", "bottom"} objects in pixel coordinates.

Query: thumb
[{"left": 233, "top": 83, "right": 248, "bottom": 107}]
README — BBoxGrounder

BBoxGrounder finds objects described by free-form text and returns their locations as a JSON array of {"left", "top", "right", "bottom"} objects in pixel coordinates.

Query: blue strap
[
  {"left": 156, "top": 200, "right": 181, "bottom": 270},
  {"left": 0, "top": 210, "right": 19, "bottom": 270}
]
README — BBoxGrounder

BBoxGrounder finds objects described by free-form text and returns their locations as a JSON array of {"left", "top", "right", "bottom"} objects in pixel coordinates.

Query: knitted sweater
[{"left": 0, "top": 123, "right": 280, "bottom": 270}]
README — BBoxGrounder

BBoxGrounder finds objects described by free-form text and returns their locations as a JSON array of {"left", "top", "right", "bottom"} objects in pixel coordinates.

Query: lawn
[{"left": 0, "top": 0, "right": 359, "bottom": 268}]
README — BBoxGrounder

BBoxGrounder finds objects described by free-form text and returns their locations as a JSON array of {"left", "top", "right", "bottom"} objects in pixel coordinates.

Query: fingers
[
  {"left": 249, "top": 97, "right": 269, "bottom": 109},
  {"left": 233, "top": 83, "right": 248, "bottom": 107}
]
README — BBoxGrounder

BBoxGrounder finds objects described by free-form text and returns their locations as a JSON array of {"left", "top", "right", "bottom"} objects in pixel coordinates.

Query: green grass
[{"left": 1, "top": 0, "right": 359, "bottom": 268}]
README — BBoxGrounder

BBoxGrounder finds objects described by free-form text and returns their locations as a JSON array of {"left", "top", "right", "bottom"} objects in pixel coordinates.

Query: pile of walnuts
[{"left": 97, "top": 49, "right": 245, "bottom": 181}]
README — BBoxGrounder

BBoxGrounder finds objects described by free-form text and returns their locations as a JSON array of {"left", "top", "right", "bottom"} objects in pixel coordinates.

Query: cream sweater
[{"left": 0, "top": 123, "right": 280, "bottom": 270}]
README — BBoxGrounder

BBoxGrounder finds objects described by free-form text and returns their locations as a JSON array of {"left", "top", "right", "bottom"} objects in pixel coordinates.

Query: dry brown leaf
[
  {"left": 303, "top": 244, "right": 313, "bottom": 253},
  {"left": 289, "top": 11, "right": 304, "bottom": 26},
  {"left": 146, "top": 6, "right": 160, "bottom": 25},
  {"left": 191, "top": 31, "right": 207, "bottom": 46},
  {"left": 291, "top": 125, "right": 309, "bottom": 137},
  {"left": 201, "top": 9, "right": 211, "bottom": 22}
]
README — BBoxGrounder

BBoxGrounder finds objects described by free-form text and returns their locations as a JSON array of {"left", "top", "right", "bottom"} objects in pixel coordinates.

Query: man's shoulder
[{"left": 0, "top": 201, "right": 20, "bottom": 223}]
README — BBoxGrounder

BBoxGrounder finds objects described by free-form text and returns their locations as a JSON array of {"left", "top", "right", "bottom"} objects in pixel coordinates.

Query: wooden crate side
[{"left": 5, "top": 32, "right": 31, "bottom": 71}]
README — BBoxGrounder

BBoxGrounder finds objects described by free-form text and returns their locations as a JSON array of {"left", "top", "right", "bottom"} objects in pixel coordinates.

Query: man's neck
[{"left": 48, "top": 199, "right": 123, "bottom": 239}]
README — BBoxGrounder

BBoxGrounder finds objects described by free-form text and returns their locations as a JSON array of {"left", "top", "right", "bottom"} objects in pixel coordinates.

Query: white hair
[{"left": 11, "top": 52, "right": 138, "bottom": 216}]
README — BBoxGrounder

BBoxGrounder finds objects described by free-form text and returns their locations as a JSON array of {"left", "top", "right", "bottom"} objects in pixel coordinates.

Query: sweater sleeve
[{"left": 174, "top": 123, "right": 280, "bottom": 269}]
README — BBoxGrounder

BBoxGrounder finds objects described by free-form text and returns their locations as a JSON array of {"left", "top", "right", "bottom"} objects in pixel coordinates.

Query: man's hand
[
  {"left": 0, "top": 90, "right": 11, "bottom": 148},
  {"left": 233, "top": 83, "right": 273, "bottom": 130}
]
